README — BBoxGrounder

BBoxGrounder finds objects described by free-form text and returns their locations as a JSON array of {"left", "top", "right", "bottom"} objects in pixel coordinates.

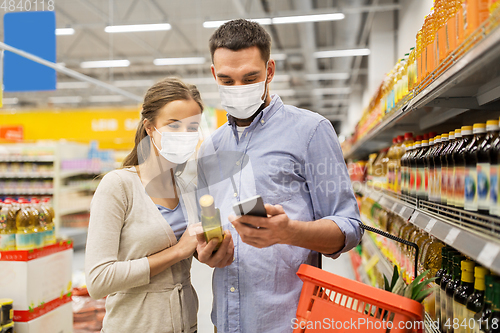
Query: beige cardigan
[{"left": 85, "top": 167, "right": 198, "bottom": 333}]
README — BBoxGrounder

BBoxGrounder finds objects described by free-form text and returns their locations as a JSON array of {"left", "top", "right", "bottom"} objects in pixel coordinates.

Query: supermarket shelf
[
  {"left": 60, "top": 184, "right": 98, "bottom": 194},
  {"left": 359, "top": 184, "right": 500, "bottom": 275},
  {"left": 0, "top": 173, "right": 54, "bottom": 179},
  {"left": 360, "top": 218, "right": 394, "bottom": 281},
  {"left": 0, "top": 189, "right": 53, "bottom": 195},
  {"left": 0, "top": 156, "right": 54, "bottom": 162},
  {"left": 345, "top": 13, "right": 500, "bottom": 160}
]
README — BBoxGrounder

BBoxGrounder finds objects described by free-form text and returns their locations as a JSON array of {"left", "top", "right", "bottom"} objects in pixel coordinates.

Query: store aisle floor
[{"left": 72, "top": 249, "right": 354, "bottom": 333}]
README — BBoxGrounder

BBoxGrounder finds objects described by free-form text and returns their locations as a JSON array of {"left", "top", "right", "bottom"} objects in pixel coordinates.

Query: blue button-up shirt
[{"left": 197, "top": 95, "right": 362, "bottom": 333}]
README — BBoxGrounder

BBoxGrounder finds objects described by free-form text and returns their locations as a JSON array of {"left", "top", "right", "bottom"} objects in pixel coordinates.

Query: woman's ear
[{"left": 144, "top": 118, "right": 153, "bottom": 137}]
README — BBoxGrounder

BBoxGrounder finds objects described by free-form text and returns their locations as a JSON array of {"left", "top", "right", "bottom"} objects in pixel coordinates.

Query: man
[{"left": 195, "top": 19, "right": 362, "bottom": 333}]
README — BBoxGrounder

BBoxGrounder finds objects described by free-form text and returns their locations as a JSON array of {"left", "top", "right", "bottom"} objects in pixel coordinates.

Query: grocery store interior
[{"left": 1, "top": 0, "right": 500, "bottom": 332}]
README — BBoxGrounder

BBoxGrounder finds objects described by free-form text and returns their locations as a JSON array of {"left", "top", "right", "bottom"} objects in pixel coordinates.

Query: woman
[{"left": 85, "top": 78, "right": 204, "bottom": 333}]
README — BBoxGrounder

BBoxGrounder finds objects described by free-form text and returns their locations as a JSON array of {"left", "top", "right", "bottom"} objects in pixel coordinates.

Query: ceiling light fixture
[
  {"left": 153, "top": 57, "right": 206, "bottom": 66},
  {"left": 313, "top": 48, "right": 371, "bottom": 58},
  {"left": 80, "top": 60, "right": 130, "bottom": 68},
  {"left": 312, "top": 87, "right": 352, "bottom": 95},
  {"left": 55, "top": 28, "right": 75, "bottom": 36},
  {"left": 272, "top": 13, "right": 344, "bottom": 24},
  {"left": 203, "top": 12, "right": 344, "bottom": 28},
  {"left": 104, "top": 23, "right": 171, "bottom": 33}
]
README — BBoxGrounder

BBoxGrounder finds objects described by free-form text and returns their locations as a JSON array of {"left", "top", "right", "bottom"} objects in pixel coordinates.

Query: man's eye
[
  {"left": 246, "top": 78, "right": 256, "bottom": 83},
  {"left": 222, "top": 81, "right": 232, "bottom": 85}
]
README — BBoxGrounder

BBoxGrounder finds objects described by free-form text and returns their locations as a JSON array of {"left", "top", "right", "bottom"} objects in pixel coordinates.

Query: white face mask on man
[
  {"left": 216, "top": 63, "right": 269, "bottom": 120},
  {"left": 151, "top": 127, "right": 199, "bottom": 164}
]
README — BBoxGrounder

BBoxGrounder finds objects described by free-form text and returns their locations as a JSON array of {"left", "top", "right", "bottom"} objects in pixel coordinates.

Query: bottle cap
[
  {"left": 475, "top": 266, "right": 489, "bottom": 278},
  {"left": 473, "top": 123, "right": 486, "bottom": 134},
  {"left": 422, "top": 140, "right": 429, "bottom": 146},
  {"left": 416, "top": 135, "right": 423, "bottom": 141},
  {"left": 455, "top": 129, "right": 462, "bottom": 138},
  {"left": 404, "top": 132, "right": 413, "bottom": 140},
  {"left": 461, "top": 126, "right": 473, "bottom": 135},
  {"left": 428, "top": 132, "right": 437, "bottom": 138},
  {"left": 461, "top": 260, "right": 475, "bottom": 271},
  {"left": 429, "top": 138, "right": 435, "bottom": 145},
  {"left": 393, "top": 138, "right": 398, "bottom": 144},
  {"left": 415, "top": 142, "right": 422, "bottom": 148},
  {"left": 397, "top": 135, "right": 404, "bottom": 143},
  {"left": 423, "top": 133, "right": 429, "bottom": 140},
  {"left": 441, "top": 133, "right": 449, "bottom": 139},
  {"left": 486, "top": 120, "right": 499, "bottom": 131}
]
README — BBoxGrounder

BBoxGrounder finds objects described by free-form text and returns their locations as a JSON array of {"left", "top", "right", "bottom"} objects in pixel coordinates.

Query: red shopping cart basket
[{"left": 294, "top": 264, "right": 424, "bottom": 333}]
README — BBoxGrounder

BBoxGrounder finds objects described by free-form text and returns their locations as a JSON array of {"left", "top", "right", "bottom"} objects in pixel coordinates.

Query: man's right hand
[{"left": 196, "top": 230, "right": 234, "bottom": 268}]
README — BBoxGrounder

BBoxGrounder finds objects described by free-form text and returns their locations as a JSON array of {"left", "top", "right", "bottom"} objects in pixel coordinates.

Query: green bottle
[
  {"left": 487, "top": 282, "right": 500, "bottom": 333},
  {"left": 475, "top": 275, "right": 495, "bottom": 332},
  {"left": 436, "top": 247, "right": 449, "bottom": 330},
  {"left": 446, "top": 254, "right": 466, "bottom": 333},
  {"left": 453, "top": 260, "right": 475, "bottom": 333},
  {"left": 442, "top": 250, "right": 459, "bottom": 329},
  {"left": 466, "top": 267, "right": 488, "bottom": 333}
]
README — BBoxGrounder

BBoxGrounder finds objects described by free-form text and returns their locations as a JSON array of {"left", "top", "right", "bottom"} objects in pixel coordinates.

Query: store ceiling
[{"left": 1, "top": 0, "right": 400, "bottom": 129}]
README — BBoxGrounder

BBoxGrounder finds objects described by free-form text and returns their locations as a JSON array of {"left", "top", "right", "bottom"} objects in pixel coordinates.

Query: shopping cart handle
[{"left": 358, "top": 222, "right": 419, "bottom": 281}]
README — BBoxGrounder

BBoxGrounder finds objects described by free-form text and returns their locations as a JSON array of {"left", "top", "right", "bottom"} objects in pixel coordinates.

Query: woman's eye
[
  {"left": 168, "top": 123, "right": 180, "bottom": 129},
  {"left": 188, "top": 127, "right": 198, "bottom": 132}
]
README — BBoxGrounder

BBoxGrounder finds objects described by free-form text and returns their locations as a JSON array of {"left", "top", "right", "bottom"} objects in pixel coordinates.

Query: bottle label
[
  {"left": 477, "top": 163, "right": 490, "bottom": 210},
  {"left": 453, "top": 302, "right": 465, "bottom": 333},
  {"left": 45, "top": 229, "right": 56, "bottom": 245},
  {"left": 448, "top": 166, "right": 456, "bottom": 206},
  {"left": 456, "top": 166, "right": 466, "bottom": 207},
  {"left": 16, "top": 233, "right": 33, "bottom": 250},
  {"left": 465, "top": 166, "right": 478, "bottom": 211},
  {"left": 441, "top": 289, "right": 448, "bottom": 328},
  {"left": 429, "top": 167, "right": 434, "bottom": 201},
  {"left": 33, "top": 232, "right": 44, "bottom": 248},
  {"left": 417, "top": 167, "right": 425, "bottom": 195},
  {"left": 447, "top": 294, "right": 455, "bottom": 330},
  {"left": 0, "top": 233, "right": 16, "bottom": 251},
  {"left": 410, "top": 167, "right": 416, "bottom": 193},
  {"left": 442, "top": 166, "right": 448, "bottom": 202},
  {"left": 436, "top": 167, "right": 442, "bottom": 201},
  {"left": 490, "top": 164, "right": 498, "bottom": 215},
  {"left": 425, "top": 166, "right": 430, "bottom": 193},
  {"left": 435, "top": 287, "right": 441, "bottom": 329}
]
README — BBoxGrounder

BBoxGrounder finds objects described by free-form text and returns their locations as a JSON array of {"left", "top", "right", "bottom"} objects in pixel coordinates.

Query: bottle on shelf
[
  {"left": 446, "top": 0, "right": 459, "bottom": 58},
  {"left": 400, "top": 133, "right": 414, "bottom": 194},
  {"left": 416, "top": 25, "right": 424, "bottom": 85},
  {"left": 41, "top": 197, "right": 56, "bottom": 246},
  {"left": 466, "top": 266, "right": 489, "bottom": 333},
  {"left": 417, "top": 138, "right": 431, "bottom": 199},
  {"left": 436, "top": 0, "right": 448, "bottom": 63},
  {"left": 430, "top": 134, "right": 444, "bottom": 202},
  {"left": 394, "top": 135, "right": 406, "bottom": 193},
  {"left": 476, "top": 275, "right": 496, "bottom": 332},
  {"left": 420, "top": 235, "right": 444, "bottom": 318},
  {"left": 446, "top": 253, "right": 466, "bottom": 332},
  {"left": 410, "top": 136, "right": 424, "bottom": 197},
  {"left": 15, "top": 199, "right": 33, "bottom": 250},
  {"left": 402, "top": 141, "right": 414, "bottom": 195},
  {"left": 449, "top": 129, "right": 463, "bottom": 207},
  {"left": 454, "top": 259, "right": 475, "bottom": 333},
  {"left": 0, "top": 199, "right": 17, "bottom": 251},
  {"left": 29, "top": 198, "right": 43, "bottom": 248},
  {"left": 436, "top": 247, "right": 449, "bottom": 331},
  {"left": 442, "top": 249, "right": 459, "bottom": 329},
  {"left": 425, "top": 7, "right": 437, "bottom": 77},
  {"left": 487, "top": 280, "right": 500, "bottom": 333},
  {"left": 453, "top": 126, "right": 474, "bottom": 209},
  {"left": 490, "top": 117, "right": 500, "bottom": 216},
  {"left": 387, "top": 137, "right": 399, "bottom": 190},
  {"left": 464, "top": 123, "right": 487, "bottom": 212},
  {"left": 492, "top": 0, "right": 500, "bottom": 13},
  {"left": 442, "top": 131, "right": 457, "bottom": 205},
  {"left": 439, "top": 133, "right": 450, "bottom": 204},
  {"left": 464, "top": 0, "right": 490, "bottom": 40},
  {"left": 477, "top": 120, "right": 500, "bottom": 215},
  {"left": 425, "top": 137, "right": 436, "bottom": 199}
]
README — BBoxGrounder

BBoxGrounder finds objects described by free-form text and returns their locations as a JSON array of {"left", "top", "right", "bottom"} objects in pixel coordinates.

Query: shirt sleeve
[
  {"left": 304, "top": 119, "right": 363, "bottom": 259},
  {"left": 85, "top": 172, "right": 151, "bottom": 299}
]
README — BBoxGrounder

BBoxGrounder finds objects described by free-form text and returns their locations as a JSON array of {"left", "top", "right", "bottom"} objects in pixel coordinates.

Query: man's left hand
[{"left": 229, "top": 204, "right": 294, "bottom": 248}]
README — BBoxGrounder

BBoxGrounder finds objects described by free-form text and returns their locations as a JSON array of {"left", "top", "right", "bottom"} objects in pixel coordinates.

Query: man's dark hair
[{"left": 209, "top": 19, "right": 272, "bottom": 63}]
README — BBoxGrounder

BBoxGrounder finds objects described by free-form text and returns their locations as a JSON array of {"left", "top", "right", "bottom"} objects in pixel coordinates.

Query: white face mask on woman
[
  {"left": 151, "top": 127, "right": 199, "bottom": 164},
  {"left": 216, "top": 63, "right": 269, "bottom": 120}
]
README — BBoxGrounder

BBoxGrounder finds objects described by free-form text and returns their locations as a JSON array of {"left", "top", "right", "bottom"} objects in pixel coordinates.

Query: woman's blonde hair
[{"left": 122, "top": 77, "right": 203, "bottom": 168}]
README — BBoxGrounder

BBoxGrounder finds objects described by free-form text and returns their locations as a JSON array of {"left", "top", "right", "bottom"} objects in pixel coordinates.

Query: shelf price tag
[
  {"left": 399, "top": 206, "right": 406, "bottom": 216},
  {"left": 410, "top": 212, "right": 419, "bottom": 223},
  {"left": 391, "top": 202, "right": 398, "bottom": 212},
  {"left": 444, "top": 228, "right": 460, "bottom": 245},
  {"left": 424, "top": 219, "right": 437, "bottom": 233},
  {"left": 477, "top": 243, "right": 500, "bottom": 268}
]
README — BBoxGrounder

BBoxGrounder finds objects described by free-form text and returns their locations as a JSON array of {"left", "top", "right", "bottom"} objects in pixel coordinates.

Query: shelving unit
[
  {"left": 345, "top": 10, "right": 500, "bottom": 160},
  {"left": 356, "top": 183, "right": 500, "bottom": 275},
  {"left": 0, "top": 142, "right": 106, "bottom": 248}
]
